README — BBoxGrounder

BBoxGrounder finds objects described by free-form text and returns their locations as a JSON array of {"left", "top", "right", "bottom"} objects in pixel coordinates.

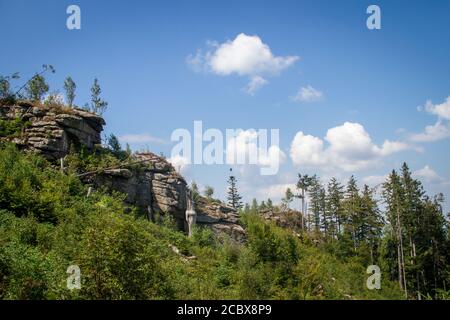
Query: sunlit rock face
[
  {"left": 1, "top": 102, "right": 245, "bottom": 240},
  {"left": 0, "top": 102, "right": 104, "bottom": 160}
]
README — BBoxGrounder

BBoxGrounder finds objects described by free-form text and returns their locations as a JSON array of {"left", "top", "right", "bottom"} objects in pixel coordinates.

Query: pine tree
[
  {"left": 383, "top": 169, "right": 407, "bottom": 296},
  {"left": 107, "top": 134, "right": 121, "bottom": 153},
  {"left": 325, "top": 177, "right": 344, "bottom": 239},
  {"left": 64, "top": 76, "right": 76, "bottom": 107},
  {"left": 359, "top": 184, "right": 383, "bottom": 263},
  {"left": 227, "top": 175, "right": 243, "bottom": 210},
  {"left": 308, "top": 176, "right": 325, "bottom": 232},
  {"left": 90, "top": 78, "right": 108, "bottom": 115},
  {"left": 343, "top": 176, "right": 361, "bottom": 250},
  {"left": 296, "top": 174, "right": 314, "bottom": 230}
]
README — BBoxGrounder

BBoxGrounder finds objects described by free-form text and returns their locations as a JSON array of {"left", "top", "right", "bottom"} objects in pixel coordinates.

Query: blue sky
[{"left": 1, "top": 0, "right": 450, "bottom": 211}]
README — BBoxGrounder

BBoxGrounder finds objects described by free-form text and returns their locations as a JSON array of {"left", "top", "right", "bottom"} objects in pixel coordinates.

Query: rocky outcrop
[
  {"left": 1, "top": 102, "right": 245, "bottom": 241},
  {"left": 195, "top": 196, "right": 246, "bottom": 242},
  {"left": 260, "top": 208, "right": 304, "bottom": 231},
  {"left": 0, "top": 102, "right": 104, "bottom": 160},
  {"left": 89, "top": 152, "right": 189, "bottom": 229}
]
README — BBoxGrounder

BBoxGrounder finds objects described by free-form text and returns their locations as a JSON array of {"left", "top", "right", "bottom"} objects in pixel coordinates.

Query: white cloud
[
  {"left": 290, "top": 132, "right": 327, "bottom": 167},
  {"left": 187, "top": 33, "right": 299, "bottom": 94},
  {"left": 226, "top": 129, "right": 286, "bottom": 169},
  {"left": 257, "top": 183, "right": 297, "bottom": 200},
  {"left": 409, "top": 121, "right": 450, "bottom": 142},
  {"left": 292, "top": 85, "right": 323, "bottom": 102},
  {"left": 424, "top": 97, "right": 450, "bottom": 120},
  {"left": 290, "top": 122, "right": 413, "bottom": 171},
  {"left": 244, "top": 76, "right": 269, "bottom": 95},
  {"left": 413, "top": 165, "right": 441, "bottom": 183},
  {"left": 167, "top": 155, "right": 190, "bottom": 173},
  {"left": 410, "top": 96, "right": 450, "bottom": 142},
  {"left": 119, "top": 134, "right": 166, "bottom": 144},
  {"left": 362, "top": 175, "right": 387, "bottom": 186}
]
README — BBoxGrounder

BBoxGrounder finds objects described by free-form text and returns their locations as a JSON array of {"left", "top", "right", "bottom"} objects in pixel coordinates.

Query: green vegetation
[
  {"left": 0, "top": 143, "right": 409, "bottom": 299},
  {"left": 90, "top": 78, "right": 108, "bottom": 115},
  {"left": 1, "top": 66, "right": 107, "bottom": 116},
  {"left": 0, "top": 117, "right": 30, "bottom": 138},
  {"left": 249, "top": 169, "right": 450, "bottom": 300},
  {"left": 63, "top": 76, "right": 76, "bottom": 107}
]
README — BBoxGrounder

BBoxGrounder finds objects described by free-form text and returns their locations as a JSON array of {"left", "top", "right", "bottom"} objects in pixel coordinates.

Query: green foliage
[
  {"left": 90, "top": 78, "right": 108, "bottom": 115},
  {"left": 25, "top": 74, "right": 49, "bottom": 101},
  {"left": 0, "top": 117, "right": 30, "bottom": 138},
  {"left": 0, "top": 73, "right": 20, "bottom": 99},
  {"left": 107, "top": 134, "right": 122, "bottom": 153},
  {"left": 63, "top": 76, "right": 76, "bottom": 107},
  {"left": 204, "top": 185, "right": 214, "bottom": 199},
  {"left": 0, "top": 144, "right": 431, "bottom": 300},
  {"left": 227, "top": 175, "right": 243, "bottom": 210}
]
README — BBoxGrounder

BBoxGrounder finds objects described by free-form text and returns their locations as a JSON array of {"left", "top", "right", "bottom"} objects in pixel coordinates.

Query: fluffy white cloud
[
  {"left": 410, "top": 96, "right": 450, "bottom": 142},
  {"left": 290, "top": 122, "right": 412, "bottom": 171},
  {"left": 187, "top": 33, "right": 299, "bottom": 94},
  {"left": 292, "top": 85, "right": 323, "bottom": 102},
  {"left": 409, "top": 121, "right": 450, "bottom": 142},
  {"left": 257, "top": 183, "right": 297, "bottom": 200},
  {"left": 424, "top": 97, "right": 450, "bottom": 120},
  {"left": 290, "top": 132, "right": 327, "bottom": 167},
  {"left": 119, "top": 134, "right": 166, "bottom": 144},
  {"left": 167, "top": 155, "right": 190, "bottom": 173},
  {"left": 413, "top": 165, "right": 441, "bottom": 182},
  {"left": 226, "top": 129, "right": 286, "bottom": 169}
]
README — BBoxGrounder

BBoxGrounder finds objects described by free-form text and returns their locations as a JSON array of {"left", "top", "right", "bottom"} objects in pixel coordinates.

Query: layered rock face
[
  {"left": 195, "top": 196, "right": 246, "bottom": 242},
  {"left": 1, "top": 102, "right": 245, "bottom": 241},
  {"left": 0, "top": 103, "right": 104, "bottom": 160},
  {"left": 90, "top": 153, "right": 189, "bottom": 229}
]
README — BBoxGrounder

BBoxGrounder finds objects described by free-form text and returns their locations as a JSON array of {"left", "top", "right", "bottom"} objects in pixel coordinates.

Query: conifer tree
[
  {"left": 296, "top": 174, "right": 314, "bottom": 229},
  {"left": 227, "top": 175, "right": 243, "bottom": 210},
  {"left": 325, "top": 177, "right": 344, "bottom": 239},
  {"left": 308, "top": 176, "right": 325, "bottom": 232},
  {"left": 90, "top": 78, "right": 108, "bottom": 115},
  {"left": 63, "top": 76, "right": 76, "bottom": 107}
]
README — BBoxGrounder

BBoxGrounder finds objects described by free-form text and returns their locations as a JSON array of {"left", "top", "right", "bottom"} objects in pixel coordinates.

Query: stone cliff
[
  {"left": 0, "top": 102, "right": 104, "bottom": 160},
  {"left": 0, "top": 102, "right": 244, "bottom": 241}
]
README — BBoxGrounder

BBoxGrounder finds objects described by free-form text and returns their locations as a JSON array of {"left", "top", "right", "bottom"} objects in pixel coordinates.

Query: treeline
[
  {"left": 0, "top": 65, "right": 108, "bottom": 115},
  {"left": 245, "top": 163, "right": 450, "bottom": 299}
]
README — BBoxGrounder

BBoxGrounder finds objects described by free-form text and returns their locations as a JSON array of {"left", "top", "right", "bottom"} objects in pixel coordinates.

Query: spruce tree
[
  {"left": 308, "top": 176, "right": 325, "bottom": 232},
  {"left": 227, "top": 175, "right": 243, "bottom": 210},
  {"left": 325, "top": 177, "right": 344, "bottom": 239}
]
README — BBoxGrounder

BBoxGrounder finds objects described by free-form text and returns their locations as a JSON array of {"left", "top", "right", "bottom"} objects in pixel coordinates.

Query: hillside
[{"left": 0, "top": 101, "right": 408, "bottom": 299}]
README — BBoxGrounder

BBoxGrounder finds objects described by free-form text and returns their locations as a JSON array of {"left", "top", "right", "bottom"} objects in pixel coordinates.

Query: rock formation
[
  {"left": 194, "top": 196, "right": 246, "bottom": 243},
  {"left": 0, "top": 102, "right": 245, "bottom": 241},
  {"left": 0, "top": 102, "right": 104, "bottom": 160},
  {"left": 89, "top": 152, "right": 189, "bottom": 230}
]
